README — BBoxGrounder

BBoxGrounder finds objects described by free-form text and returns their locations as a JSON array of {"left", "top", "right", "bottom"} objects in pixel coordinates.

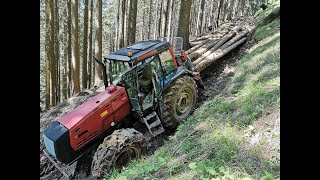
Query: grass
[{"left": 108, "top": 1, "right": 280, "bottom": 179}]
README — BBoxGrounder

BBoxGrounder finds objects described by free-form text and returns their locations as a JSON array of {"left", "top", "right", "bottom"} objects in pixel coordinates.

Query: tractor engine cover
[{"left": 43, "top": 86, "right": 131, "bottom": 164}]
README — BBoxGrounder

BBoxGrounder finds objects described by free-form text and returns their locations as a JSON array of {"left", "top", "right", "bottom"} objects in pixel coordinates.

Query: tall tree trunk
[
  {"left": 170, "top": 0, "right": 175, "bottom": 37},
  {"left": 94, "top": 0, "right": 102, "bottom": 85},
  {"left": 166, "top": 0, "right": 172, "bottom": 36},
  {"left": 71, "top": 0, "right": 80, "bottom": 94},
  {"left": 82, "top": 0, "right": 89, "bottom": 90},
  {"left": 50, "top": 0, "right": 57, "bottom": 106},
  {"left": 153, "top": 0, "right": 159, "bottom": 39},
  {"left": 116, "top": 0, "right": 120, "bottom": 49},
  {"left": 62, "top": 0, "right": 68, "bottom": 100},
  {"left": 163, "top": 0, "right": 170, "bottom": 37},
  {"left": 127, "top": 0, "right": 138, "bottom": 45},
  {"left": 147, "top": 0, "right": 153, "bottom": 39},
  {"left": 177, "top": 0, "right": 192, "bottom": 50},
  {"left": 198, "top": 0, "right": 205, "bottom": 34},
  {"left": 67, "top": 0, "right": 72, "bottom": 97},
  {"left": 158, "top": 0, "right": 163, "bottom": 37},
  {"left": 45, "top": 0, "right": 53, "bottom": 109},
  {"left": 141, "top": 0, "right": 145, "bottom": 40},
  {"left": 88, "top": 0, "right": 93, "bottom": 87},
  {"left": 216, "top": 0, "right": 224, "bottom": 28},
  {"left": 119, "top": 0, "right": 126, "bottom": 48},
  {"left": 54, "top": 0, "right": 60, "bottom": 104}
]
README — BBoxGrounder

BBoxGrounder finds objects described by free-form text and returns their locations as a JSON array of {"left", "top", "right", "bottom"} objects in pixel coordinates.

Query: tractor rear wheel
[
  {"left": 160, "top": 76, "right": 197, "bottom": 128},
  {"left": 91, "top": 128, "right": 146, "bottom": 178}
]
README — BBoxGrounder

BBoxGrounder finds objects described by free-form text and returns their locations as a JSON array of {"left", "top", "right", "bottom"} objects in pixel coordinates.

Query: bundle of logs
[{"left": 188, "top": 16, "right": 255, "bottom": 72}]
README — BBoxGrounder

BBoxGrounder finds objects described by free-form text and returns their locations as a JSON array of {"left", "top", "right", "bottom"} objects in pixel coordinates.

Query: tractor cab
[{"left": 101, "top": 40, "right": 182, "bottom": 116}]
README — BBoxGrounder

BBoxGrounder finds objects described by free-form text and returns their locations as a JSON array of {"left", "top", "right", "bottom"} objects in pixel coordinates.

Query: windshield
[{"left": 108, "top": 60, "right": 132, "bottom": 84}]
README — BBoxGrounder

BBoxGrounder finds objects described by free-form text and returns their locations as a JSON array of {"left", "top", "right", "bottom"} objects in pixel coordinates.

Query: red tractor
[{"left": 43, "top": 38, "right": 203, "bottom": 178}]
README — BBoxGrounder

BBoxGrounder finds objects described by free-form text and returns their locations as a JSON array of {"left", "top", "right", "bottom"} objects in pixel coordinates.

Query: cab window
[{"left": 159, "top": 50, "right": 175, "bottom": 75}]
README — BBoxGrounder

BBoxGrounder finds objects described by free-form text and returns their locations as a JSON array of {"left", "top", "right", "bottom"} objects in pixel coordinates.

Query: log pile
[{"left": 188, "top": 16, "right": 255, "bottom": 72}]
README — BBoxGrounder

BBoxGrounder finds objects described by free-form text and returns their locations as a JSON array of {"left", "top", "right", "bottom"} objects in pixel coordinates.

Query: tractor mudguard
[{"left": 161, "top": 66, "right": 203, "bottom": 93}]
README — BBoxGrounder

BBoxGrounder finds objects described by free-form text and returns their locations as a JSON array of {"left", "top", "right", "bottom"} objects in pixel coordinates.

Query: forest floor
[{"left": 40, "top": 1, "right": 280, "bottom": 179}]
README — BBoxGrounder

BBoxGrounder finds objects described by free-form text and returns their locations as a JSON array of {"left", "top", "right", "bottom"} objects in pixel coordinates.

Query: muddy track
[{"left": 40, "top": 35, "right": 254, "bottom": 180}]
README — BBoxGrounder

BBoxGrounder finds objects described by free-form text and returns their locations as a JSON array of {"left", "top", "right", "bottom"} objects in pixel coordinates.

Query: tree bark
[
  {"left": 158, "top": 0, "right": 163, "bottom": 37},
  {"left": 119, "top": 0, "right": 126, "bottom": 48},
  {"left": 216, "top": 0, "right": 224, "bottom": 28},
  {"left": 50, "top": 0, "right": 56, "bottom": 106},
  {"left": 82, "top": 0, "right": 89, "bottom": 90},
  {"left": 45, "top": 0, "right": 52, "bottom": 109},
  {"left": 177, "top": 0, "right": 192, "bottom": 50},
  {"left": 163, "top": 0, "right": 170, "bottom": 36},
  {"left": 67, "top": 0, "right": 72, "bottom": 96},
  {"left": 191, "top": 30, "right": 236, "bottom": 64},
  {"left": 186, "top": 39, "right": 210, "bottom": 54},
  {"left": 127, "top": 0, "right": 138, "bottom": 45},
  {"left": 62, "top": 0, "right": 68, "bottom": 100},
  {"left": 188, "top": 39, "right": 220, "bottom": 61},
  {"left": 193, "top": 37, "right": 247, "bottom": 72},
  {"left": 94, "top": 0, "right": 102, "bottom": 85},
  {"left": 54, "top": 0, "right": 60, "bottom": 104},
  {"left": 153, "top": 0, "right": 159, "bottom": 39},
  {"left": 166, "top": 0, "right": 172, "bottom": 37},
  {"left": 71, "top": 0, "right": 81, "bottom": 94},
  {"left": 88, "top": 0, "right": 93, "bottom": 87},
  {"left": 147, "top": 0, "right": 153, "bottom": 39}
]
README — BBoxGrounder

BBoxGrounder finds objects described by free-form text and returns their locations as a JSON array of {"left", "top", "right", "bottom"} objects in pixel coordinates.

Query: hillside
[{"left": 107, "top": 1, "right": 280, "bottom": 180}]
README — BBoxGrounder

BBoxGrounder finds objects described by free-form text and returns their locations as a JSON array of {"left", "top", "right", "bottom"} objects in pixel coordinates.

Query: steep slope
[{"left": 108, "top": 1, "right": 280, "bottom": 180}]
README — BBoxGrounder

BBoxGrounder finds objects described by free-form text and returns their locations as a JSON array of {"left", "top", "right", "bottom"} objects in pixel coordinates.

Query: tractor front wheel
[
  {"left": 160, "top": 76, "right": 197, "bottom": 129},
  {"left": 91, "top": 128, "right": 146, "bottom": 178}
]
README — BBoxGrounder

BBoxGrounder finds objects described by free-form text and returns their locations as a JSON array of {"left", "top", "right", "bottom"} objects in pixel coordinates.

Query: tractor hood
[{"left": 58, "top": 86, "right": 125, "bottom": 131}]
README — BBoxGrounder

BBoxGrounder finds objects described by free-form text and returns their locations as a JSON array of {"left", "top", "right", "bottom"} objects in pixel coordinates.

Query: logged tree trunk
[
  {"left": 127, "top": 0, "right": 138, "bottom": 45},
  {"left": 82, "top": 0, "right": 89, "bottom": 90},
  {"left": 177, "top": 0, "right": 192, "bottom": 50},
  {"left": 71, "top": 0, "right": 81, "bottom": 94},
  {"left": 193, "top": 37, "right": 247, "bottom": 72},
  {"left": 188, "top": 38, "right": 221, "bottom": 61},
  {"left": 219, "top": 29, "right": 248, "bottom": 49},
  {"left": 192, "top": 30, "right": 236, "bottom": 64},
  {"left": 94, "top": 0, "right": 102, "bottom": 85},
  {"left": 186, "top": 39, "right": 210, "bottom": 54}
]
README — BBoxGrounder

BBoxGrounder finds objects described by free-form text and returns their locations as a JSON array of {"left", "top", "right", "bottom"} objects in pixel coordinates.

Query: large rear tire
[
  {"left": 160, "top": 76, "right": 197, "bottom": 128},
  {"left": 91, "top": 128, "right": 146, "bottom": 178}
]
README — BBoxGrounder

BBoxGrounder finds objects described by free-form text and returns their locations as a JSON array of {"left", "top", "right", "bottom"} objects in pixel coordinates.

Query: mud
[{"left": 39, "top": 31, "right": 254, "bottom": 180}]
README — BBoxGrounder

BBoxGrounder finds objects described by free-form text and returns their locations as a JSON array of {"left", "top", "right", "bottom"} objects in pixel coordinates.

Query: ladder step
[
  {"left": 142, "top": 111, "right": 165, "bottom": 137},
  {"left": 149, "top": 120, "right": 161, "bottom": 128}
]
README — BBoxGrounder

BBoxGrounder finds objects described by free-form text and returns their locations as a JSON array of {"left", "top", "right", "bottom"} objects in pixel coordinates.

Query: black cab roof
[{"left": 104, "top": 40, "right": 170, "bottom": 62}]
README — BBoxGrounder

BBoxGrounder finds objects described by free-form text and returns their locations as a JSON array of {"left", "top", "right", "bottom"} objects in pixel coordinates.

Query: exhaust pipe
[{"left": 93, "top": 56, "right": 108, "bottom": 89}]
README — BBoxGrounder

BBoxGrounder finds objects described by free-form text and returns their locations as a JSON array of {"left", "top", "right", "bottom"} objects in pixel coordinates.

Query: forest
[{"left": 40, "top": 0, "right": 269, "bottom": 111}]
